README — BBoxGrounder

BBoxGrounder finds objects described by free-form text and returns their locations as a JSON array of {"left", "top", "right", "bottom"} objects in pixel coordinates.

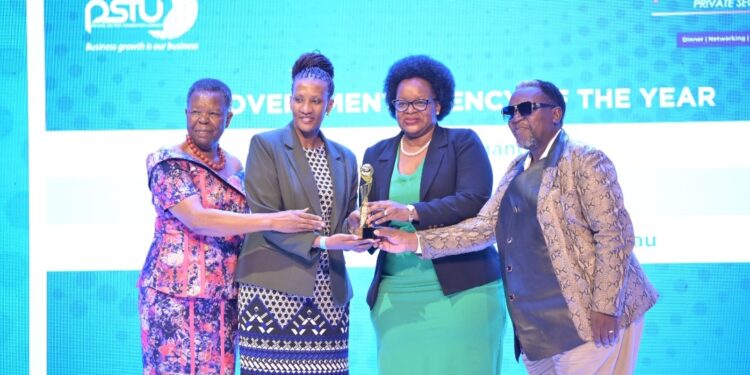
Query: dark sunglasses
[{"left": 501, "top": 101, "right": 557, "bottom": 122}]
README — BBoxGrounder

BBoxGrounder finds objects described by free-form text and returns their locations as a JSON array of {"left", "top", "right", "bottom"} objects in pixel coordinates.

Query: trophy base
[{"left": 361, "top": 227, "right": 376, "bottom": 239}]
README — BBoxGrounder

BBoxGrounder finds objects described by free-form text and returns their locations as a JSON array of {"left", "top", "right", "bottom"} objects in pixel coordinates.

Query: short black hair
[
  {"left": 384, "top": 55, "right": 455, "bottom": 121},
  {"left": 186, "top": 78, "right": 232, "bottom": 112},
  {"left": 291, "top": 51, "right": 335, "bottom": 99},
  {"left": 516, "top": 79, "right": 566, "bottom": 123}
]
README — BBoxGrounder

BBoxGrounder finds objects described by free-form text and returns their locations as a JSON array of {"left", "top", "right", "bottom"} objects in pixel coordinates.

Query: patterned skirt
[
  {"left": 139, "top": 287, "right": 238, "bottom": 375},
  {"left": 237, "top": 252, "right": 349, "bottom": 375}
]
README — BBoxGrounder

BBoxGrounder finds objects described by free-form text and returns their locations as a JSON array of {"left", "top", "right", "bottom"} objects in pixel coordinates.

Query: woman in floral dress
[{"left": 138, "top": 78, "right": 323, "bottom": 375}]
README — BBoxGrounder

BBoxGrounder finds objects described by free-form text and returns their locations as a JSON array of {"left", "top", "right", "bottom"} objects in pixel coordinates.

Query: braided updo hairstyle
[{"left": 291, "top": 51, "right": 335, "bottom": 99}]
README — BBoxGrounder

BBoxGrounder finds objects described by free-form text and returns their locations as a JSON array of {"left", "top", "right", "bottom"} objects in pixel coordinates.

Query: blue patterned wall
[
  {"left": 0, "top": 1, "right": 28, "bottom": 374},
  {"left": 6, "top": 1, "right": 750, "bottom": 374}
]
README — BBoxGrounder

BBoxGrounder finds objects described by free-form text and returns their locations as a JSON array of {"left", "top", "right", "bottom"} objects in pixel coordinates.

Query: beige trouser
[{"left": 522, "top": 317, "right": 644, "bottom": 375}]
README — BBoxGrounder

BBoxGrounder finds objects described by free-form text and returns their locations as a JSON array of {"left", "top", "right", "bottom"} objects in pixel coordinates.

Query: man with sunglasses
[{"left": 375, "top": 79, "right": 659, "bottom": 374}]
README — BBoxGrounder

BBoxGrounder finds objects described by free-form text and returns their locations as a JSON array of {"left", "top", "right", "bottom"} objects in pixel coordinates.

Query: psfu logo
[{"left": 85, "top": 0, "right": 198, "bottom": 40}]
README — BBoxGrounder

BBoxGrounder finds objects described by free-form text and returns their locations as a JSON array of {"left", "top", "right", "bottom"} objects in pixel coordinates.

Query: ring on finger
[{"left": 384, "top": 209, "right": 389, "bottom": 216}]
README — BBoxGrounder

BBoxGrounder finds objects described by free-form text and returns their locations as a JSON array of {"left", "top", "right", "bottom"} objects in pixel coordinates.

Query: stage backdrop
[{"left": 9, "top": 0, "right": 750, "bottom": 374}]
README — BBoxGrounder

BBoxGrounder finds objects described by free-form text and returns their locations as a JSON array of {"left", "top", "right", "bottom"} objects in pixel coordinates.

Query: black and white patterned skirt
[{"left": 237, "top": 252, "right": 349, "bottom": 375}]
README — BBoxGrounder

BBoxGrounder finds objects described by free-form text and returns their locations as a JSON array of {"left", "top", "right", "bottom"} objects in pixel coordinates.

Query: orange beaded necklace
[{"left": 185, "top": 134, "right": 225, "bottom": 171}]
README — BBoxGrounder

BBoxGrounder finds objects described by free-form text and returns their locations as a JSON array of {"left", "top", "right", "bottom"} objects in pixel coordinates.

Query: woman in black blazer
[{"left": 350, "top": 55, "right": 507, "bottom": 374}]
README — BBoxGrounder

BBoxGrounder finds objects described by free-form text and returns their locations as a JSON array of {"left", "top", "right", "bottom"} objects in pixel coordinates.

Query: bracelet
[
  {"left": 414, "top": 234, "right": 422, "bottom": 255},
  {"left": 319, "top": 236, "right": 328, "bottom": 251},
  {"left": 406, "top": 204, "right": 415, "bottom": 223}
]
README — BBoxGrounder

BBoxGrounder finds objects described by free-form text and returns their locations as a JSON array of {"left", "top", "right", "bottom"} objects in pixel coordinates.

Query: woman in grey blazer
[{"left": 235, "top": 51, "right": 374, "bottom": 375}]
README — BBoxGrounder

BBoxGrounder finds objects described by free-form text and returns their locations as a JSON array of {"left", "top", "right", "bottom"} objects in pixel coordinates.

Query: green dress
[{"left": 371, "top": 153, "right": 506, "bottom": 375}]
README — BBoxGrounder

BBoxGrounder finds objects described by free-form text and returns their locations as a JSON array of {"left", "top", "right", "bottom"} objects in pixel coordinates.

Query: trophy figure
[{"left": 358, "top": 163, "right": 376, "bottom": 239}]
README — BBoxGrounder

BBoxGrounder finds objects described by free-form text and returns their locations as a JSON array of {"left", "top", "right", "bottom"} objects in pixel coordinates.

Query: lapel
[
  {"left": 500, "top": 157, "right": 525, "bottom": 192},
  {"left": 544, "top": 129, "right": 567, "bottom": 169},
  {"left": 495, "top": 144, "right": 529, "bottom": 202},
  {"left": 321, "top": 131, "right": 347, "bottom": 232},
  {"left": 419, "top": 125, "right": 448, "bottom": 201},
  {"left": 281, "top": 123, "right": 323, "bottom": 215},
  {"left": 373, "top": 136, "right": 399, "bottom": 201},
  {"left": 538, "top": 130, "right": 567, "bottom": 208}
]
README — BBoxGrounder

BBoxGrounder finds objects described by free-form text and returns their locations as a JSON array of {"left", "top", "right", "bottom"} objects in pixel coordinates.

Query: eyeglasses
[
  {"left": 392, "top": 98, "right": 434, "bottom": 112},
  {"left": 501, "top": 101, "right": 557, "bottom": 122}
]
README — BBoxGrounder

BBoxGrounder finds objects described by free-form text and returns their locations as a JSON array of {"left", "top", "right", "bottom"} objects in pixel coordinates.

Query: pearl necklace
[
  {"left": 399, "top": 137, "right": 431, "bottom": 157},
  {"left": 185, "top": 135, "right": 226, "bottom": 171}
]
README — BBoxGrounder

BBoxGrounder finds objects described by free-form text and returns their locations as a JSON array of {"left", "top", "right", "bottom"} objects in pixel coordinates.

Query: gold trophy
[{"left": 358, "top": 163, "right": 376, "bottom": 239}]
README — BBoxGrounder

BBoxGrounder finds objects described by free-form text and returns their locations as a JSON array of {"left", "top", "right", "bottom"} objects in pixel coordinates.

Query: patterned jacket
[{"left": 419, "top": 130, "right": 658, "bottom": 341}]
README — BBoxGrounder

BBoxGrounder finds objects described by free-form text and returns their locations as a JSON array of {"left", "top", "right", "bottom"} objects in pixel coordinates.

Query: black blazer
[{"left": 365, "top": 125, "right": 501, "bottom": 308}]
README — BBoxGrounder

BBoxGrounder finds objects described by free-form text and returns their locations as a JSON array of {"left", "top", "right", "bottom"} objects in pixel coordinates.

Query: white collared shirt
[{"left": 523, "top": 129, "right": 562, "bottom": 171}]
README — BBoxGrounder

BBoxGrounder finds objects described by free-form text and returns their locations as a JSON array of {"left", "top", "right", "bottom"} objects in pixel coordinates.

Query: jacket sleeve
[
  {"left": 576, "top": 149, "right": 635, "bottom": 317},
  {"left": 244, "top": 134, "right": 318, "bottom": 261},
  {"left": 418, "top": 187, "right": 501, "bottom": 259},
  {"left": 418, "top": 156, "right": 524, "bottom": 260}
]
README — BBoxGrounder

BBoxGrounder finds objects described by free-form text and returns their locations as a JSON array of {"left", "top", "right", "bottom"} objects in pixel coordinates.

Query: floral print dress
[{"left": 138, "top": 148, "right": 247, "bottom": 375}]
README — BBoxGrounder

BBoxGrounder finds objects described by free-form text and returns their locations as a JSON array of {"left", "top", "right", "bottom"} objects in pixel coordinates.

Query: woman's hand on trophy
[
  {"left": 322, "top": 233, "right": 376, "bottom": 253},
  {"left": 367, "top": 201, "right": 410, "bottom": 225},
  {"left": 373, "top": 228, "right": 418, "bottom": 253}
]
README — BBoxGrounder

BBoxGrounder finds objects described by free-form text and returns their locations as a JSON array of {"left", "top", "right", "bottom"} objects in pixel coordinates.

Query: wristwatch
[{"left": 406, "top": 204, "right": 416, "bottom": 223}]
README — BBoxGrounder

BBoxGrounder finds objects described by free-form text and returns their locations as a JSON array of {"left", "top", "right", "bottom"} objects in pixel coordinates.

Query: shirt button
[
  {"left": 513, "top": 206, "right": 520, "bottom": 213},
  {"left": 509, "top": 294, "right": 515, "bottom": 301},
  {"left": 506, "top": 266, "right": 513, "bottom": 272},
  {"left": 506, "top": 237, "right": 513, "bottom": 244}
]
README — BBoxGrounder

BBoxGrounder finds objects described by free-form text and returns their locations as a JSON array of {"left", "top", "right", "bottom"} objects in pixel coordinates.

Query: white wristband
[{"left": 319, "top": 236, "right": 328, "bottom": 251}]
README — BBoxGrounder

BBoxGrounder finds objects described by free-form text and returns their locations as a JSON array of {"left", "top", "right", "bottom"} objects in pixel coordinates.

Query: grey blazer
[{"left": 235, "top": 122, "right": 359, "bottom": 306}]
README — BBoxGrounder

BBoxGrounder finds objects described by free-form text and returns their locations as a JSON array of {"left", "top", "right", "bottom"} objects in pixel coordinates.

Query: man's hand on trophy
[{"left": 373, "top": 227, "right": 418, "bottom": 254}]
